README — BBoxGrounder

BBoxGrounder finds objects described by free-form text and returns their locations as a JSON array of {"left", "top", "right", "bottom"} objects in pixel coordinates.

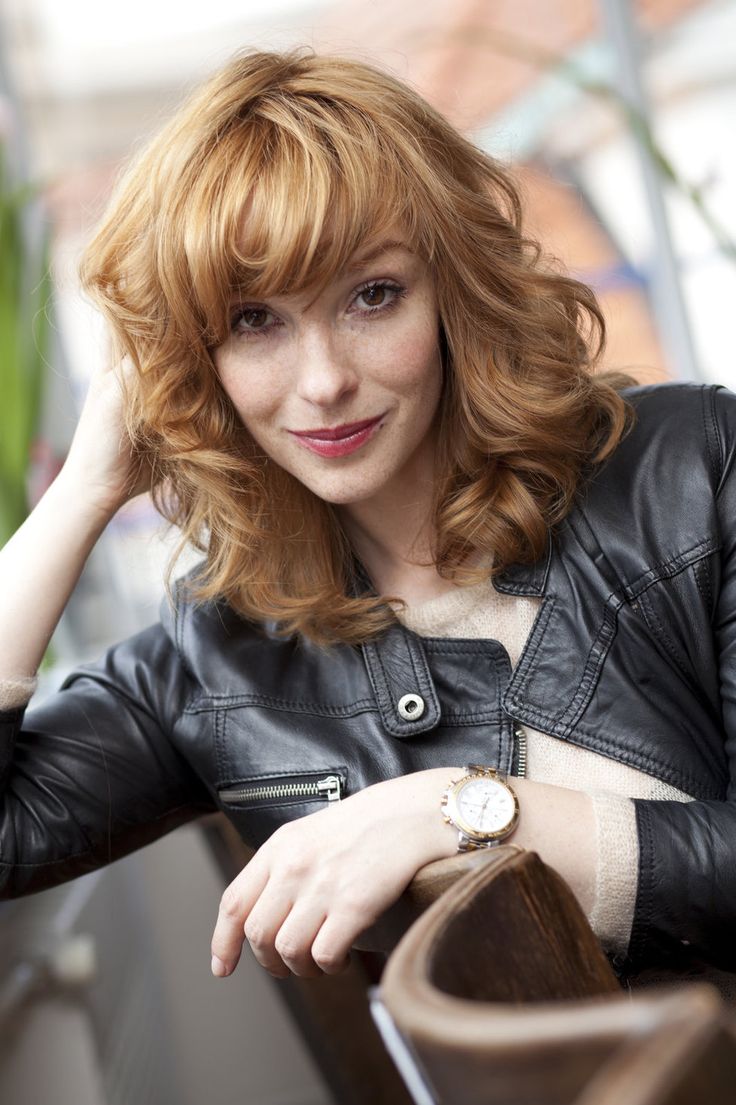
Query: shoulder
[
  {"left": 160, "top": 572, "right": 313, "bottom": 699},
  {"left": 622, "top": 380, "right": 729, "bottom": 433},
  {"left": 161, "top": 572, "right": 267, "bottom": 669},
  {"left": 572, "top": 383, "right": 734, "bottom": 569},
  {"left": 601, "top": 382, "right": 733, "bottom": 488}
]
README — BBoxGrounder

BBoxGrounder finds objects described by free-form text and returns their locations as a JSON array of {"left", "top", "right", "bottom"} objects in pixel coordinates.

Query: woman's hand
[
  {"left": 60, "top": 358, "right": 151, "bottom": 515},
  {"left": 210, "top": 768, "right": 459, "bottom": 980}
]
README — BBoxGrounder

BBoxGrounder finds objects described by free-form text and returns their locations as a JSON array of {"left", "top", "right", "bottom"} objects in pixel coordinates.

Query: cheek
[
  {"left": 396, "top": 336, "right": 443, "bottom": 406},
  {"left": 215, "top": 351, "right": 281, "bottom": 427},
  {"left": 372, "top": 314, "right": 442, "bottom": 398}
]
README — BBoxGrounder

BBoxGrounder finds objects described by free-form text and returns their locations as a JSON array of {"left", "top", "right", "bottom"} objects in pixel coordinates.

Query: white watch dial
[{"left": 457, "top": 778, "right": 515, "bottom": 833}]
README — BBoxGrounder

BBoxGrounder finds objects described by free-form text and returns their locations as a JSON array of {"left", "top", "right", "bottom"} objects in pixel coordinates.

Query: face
[{"left": 213, "top": 237, "right": 443, "bottom": 512}]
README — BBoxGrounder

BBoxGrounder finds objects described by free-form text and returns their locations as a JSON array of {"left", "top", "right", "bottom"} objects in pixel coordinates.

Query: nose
[{"left": 294, "top": 327, "right": 359, "bottom": 409}]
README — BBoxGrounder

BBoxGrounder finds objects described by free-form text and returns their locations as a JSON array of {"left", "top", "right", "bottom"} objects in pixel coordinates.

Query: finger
[
  {"left": 274, "top": 904, "right": 328, "bottom": 979},
  {"left": 242, "top": 884, "right": 295, "bottom": 978},
  {"left": 211, "top": 858, "right": 269, "bottom": 978},
  {"left": 310, "top": 912, "right": 359, "bottom": 976}
]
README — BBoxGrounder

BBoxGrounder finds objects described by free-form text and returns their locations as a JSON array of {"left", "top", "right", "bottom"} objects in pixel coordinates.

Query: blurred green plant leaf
[{"left": 0, "top": 144, "right": 50, "bottom": 548}]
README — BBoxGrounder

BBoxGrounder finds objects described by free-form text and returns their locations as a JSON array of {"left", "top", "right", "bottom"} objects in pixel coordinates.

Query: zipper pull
[{"left": 317, "top": 775, "right": 342, "bottom": 802}]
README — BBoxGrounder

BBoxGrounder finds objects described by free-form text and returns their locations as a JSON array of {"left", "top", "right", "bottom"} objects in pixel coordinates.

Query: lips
[
  {"left": 290, "top": 416, "right": 382, "bottom": 441},
  {"left": 288, "top": 414, "right": 385, "bottom": 458}
]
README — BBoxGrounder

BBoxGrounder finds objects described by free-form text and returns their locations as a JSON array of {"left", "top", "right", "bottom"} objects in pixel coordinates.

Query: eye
[
  {"left": 230, "top": 306, "right": 280, "bottom": 337},
  {"left": 352, "top": 280, "right": 406, "bottom": 316},
  {"left": 359, "top": 284, "right": 389, "bottom": 308}
]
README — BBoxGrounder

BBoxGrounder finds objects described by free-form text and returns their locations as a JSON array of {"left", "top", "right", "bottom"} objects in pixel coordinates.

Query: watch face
[{"left": 453, "top": 777, "right": 518, "bottom": 838}]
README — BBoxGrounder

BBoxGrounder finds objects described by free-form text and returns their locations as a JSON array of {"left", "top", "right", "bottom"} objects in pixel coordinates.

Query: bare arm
[{"left": 0, "top": 361, "right": 147, "bottom": 683}]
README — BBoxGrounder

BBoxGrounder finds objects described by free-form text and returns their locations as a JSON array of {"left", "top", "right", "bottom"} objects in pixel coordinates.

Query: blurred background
[{"left": 0, "top": 1, "right": 734, "bottom": 1102}]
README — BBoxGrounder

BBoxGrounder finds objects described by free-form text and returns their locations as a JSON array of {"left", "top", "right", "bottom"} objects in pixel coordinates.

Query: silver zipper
[
  {"left": 218, "top": 774, "right": 342, "bottom": 804},
  {"left": 514, "top": 724, "right": 528, "bottom": 779}
]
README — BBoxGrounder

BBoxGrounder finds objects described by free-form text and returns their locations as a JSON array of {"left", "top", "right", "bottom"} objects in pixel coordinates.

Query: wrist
[
  {"left": 396, "top": 767, "right": 465, "bottom": 863},
  {"left": 49, "top": 467, "right": 126, "bottom": 531}
]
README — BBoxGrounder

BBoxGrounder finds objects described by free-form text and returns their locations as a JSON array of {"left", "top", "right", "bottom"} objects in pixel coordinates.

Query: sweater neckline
[{"left": 394, "top": 577, "right": 494, "bottom": 635}]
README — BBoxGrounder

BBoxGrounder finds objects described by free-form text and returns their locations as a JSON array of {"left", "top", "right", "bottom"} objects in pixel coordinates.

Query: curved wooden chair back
[
  {"left": 574, "top": 1012, "right": 736, "bottom": 1105},
  {"left": 378, "top": 847, "right": 727, "bottom": 1105}
]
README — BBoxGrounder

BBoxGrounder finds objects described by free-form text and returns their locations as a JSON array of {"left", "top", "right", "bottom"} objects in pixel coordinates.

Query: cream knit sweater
[
  {"left": 1, "top": 581, "right": 694, "bottom": 956},
  {"left": 0, "top": 677, "right": 37, "bottom": 710},
  {"left": 394, "top": 579, "right": 695, "bottom": 956}
]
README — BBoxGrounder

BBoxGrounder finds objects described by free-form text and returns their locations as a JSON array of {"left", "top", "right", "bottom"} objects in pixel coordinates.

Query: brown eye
[
  {"left": 231, "top": 306, "right": 279, "bottom": 337},
  {"left": 350, "top": 280, "right": 405, "bottom": 318},
  {"left": 361, "top": 284, "right": 387, "bottom": 308},
  {"left": 242, "top": 308, "right": 269, "bottom": 329}
]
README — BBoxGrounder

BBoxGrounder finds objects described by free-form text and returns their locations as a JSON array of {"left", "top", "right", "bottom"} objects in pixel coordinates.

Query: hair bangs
[{"left": 189, "top": 105, "right": 430, "bottom": 348}]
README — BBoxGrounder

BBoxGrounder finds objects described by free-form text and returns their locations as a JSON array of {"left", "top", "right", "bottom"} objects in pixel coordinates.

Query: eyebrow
[{"left": 346, "top": 239, "right": 412, "bottom": 270}]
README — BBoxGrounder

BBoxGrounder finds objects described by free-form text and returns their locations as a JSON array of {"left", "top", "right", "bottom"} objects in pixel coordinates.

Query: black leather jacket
[{"left": 2, "top": 382, "right": 736, "bottom": 972}]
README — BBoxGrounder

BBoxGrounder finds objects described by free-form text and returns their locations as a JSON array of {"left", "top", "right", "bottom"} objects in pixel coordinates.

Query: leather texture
[{"left": 1, "top": 382, "right": 735, "bottom": 972}]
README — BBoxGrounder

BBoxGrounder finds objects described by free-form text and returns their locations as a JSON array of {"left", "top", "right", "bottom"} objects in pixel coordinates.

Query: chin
[
  {"left": 292, "top": 467, "right": 387, "bottom": 506},
  {"left": 306, "top": 481, "right": 380, "bottom": 506}
]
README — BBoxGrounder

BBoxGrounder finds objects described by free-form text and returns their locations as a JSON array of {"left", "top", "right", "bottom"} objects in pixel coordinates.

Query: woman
[{"left": 1, "top": 49, "right": 734, "bottom": 984}]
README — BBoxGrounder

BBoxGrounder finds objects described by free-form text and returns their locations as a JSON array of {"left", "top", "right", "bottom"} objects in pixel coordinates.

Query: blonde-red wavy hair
[{"left": 80, "top": 48, "right": 632, "bottom": 645}]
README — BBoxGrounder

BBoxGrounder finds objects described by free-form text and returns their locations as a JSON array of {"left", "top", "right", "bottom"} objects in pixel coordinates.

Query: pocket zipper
[{"left": 218, "top": 773, "right": 343, "bottom": 805}]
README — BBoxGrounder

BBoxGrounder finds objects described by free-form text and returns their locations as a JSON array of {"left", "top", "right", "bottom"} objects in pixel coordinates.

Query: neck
[{"left": 337, "top": 439, "right": 453, "bottom": 604}]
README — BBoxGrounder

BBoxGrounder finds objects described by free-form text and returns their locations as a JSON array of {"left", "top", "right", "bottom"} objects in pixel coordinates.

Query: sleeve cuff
[
  {"left": 0, "top": 676, "right": 38, "bottom": 711},
  {"left": 586, "top": 791, "right": 639, "bottom": 957}
]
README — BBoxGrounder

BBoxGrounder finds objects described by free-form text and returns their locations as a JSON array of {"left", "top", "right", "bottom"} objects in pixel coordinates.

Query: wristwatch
[{"left": 441, "top": 764, "right": 520, "bottom": 851}]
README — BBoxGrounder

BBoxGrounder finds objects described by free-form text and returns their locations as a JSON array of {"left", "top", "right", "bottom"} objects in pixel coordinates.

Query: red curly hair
[{"left": 80, "top": 49, "right": 632, "bottom": 645}]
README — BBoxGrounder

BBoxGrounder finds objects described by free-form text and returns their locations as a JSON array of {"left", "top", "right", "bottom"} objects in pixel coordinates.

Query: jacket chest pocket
[{"left": 217, "top": 768, "right": 348, "bottom": 849}]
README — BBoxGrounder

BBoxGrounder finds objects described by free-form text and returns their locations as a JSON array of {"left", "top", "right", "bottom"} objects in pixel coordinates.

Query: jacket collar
[
  {"left": 492, "top": 533, "right": 552, "bottom": 597},
  {"left": 350, "top": 557, "right": 442, "bottom": 737},
  {"left": 352, "top": 539, "right": 550, "bottom": 739}
]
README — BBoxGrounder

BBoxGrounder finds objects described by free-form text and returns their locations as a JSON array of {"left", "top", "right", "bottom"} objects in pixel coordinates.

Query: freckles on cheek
[
  {"left": 375, "top": 328, "right": 438, "bottom": 390},
  {"left": 215, "top": 355, "right": 274, "bottom": 423}
]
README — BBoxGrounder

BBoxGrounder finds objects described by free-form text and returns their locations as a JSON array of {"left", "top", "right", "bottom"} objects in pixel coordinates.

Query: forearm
[
  {"left": 0, "top": 474, "right": 114, "bottom": 681},
  {"left": 354, "top": 770, "right": 598, "bottom": 915},
  {"left": 0, "top": 677, "right": 38, "bottom": 711},
  {"left": 400, "top": 769, "right": 598, "bottom": 913},
  {"left": 510, "top": 777, "right": 597, "bottom": 915},
  {"left": 0, "top": 359, "right": 151, "bottom": 686}
]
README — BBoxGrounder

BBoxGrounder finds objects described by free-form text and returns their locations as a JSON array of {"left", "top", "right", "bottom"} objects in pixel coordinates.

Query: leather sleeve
[
  {"left": 630, "top": 386, "right": 736, "bottom": 971},
  {"left": 0, "top": 621, "right": 215, "bottom": 899}
]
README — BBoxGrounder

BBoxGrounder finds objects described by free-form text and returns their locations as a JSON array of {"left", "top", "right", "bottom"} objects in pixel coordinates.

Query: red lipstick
[{"left": 289, "top": 414, "right": 385, "bottom": 458}]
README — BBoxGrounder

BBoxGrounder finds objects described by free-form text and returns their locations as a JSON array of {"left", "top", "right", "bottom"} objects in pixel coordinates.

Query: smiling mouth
[
  {"left": 290, "top": 416, "right": 383, "bottom": 441},
  {"left": 288, "top": 414, "right": 386, "bottom": 458}
]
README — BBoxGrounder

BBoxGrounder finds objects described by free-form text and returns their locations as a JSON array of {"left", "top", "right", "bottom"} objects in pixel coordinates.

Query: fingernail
[{"left": 211, "top": 955, "right": 228, "bottom": 977}]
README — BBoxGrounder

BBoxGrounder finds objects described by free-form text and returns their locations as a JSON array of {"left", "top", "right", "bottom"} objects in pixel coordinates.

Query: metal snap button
[{"left": 397, "top": 693, "right": 425, "bottom": 721}]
